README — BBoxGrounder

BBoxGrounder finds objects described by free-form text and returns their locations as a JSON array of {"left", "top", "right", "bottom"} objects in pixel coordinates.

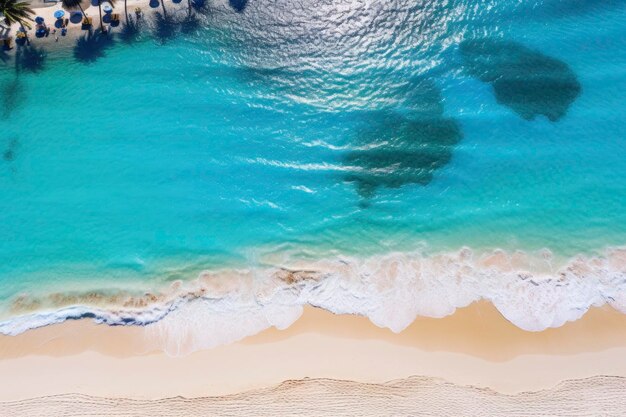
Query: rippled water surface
[{"left": 1, "top": 0, "right": 625, "bottom": 301}]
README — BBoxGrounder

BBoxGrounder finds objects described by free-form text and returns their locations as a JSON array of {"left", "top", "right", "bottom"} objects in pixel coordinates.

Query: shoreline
[
  {"left": 1, "top": 246, "right": 625, "bottom": 353},
  {"left": 1, "top": 303, "right": 626, "bottom": 401}
]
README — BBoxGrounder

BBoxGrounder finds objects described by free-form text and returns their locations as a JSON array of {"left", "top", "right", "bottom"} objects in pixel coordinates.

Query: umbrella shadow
[{"left": 74, "top": 30, "right": 115, "bottom": 63}]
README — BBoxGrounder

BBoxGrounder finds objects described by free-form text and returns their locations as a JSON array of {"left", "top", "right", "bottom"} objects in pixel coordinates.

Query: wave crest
[{"left": 1, "top": 247, "right": 625, "bottom": 356}]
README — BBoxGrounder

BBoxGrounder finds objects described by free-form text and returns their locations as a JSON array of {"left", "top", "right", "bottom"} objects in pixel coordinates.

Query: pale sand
[
  {"left": 1, "top": 303, "right": 626, "bottom": 404},
  {"left": 1, "top": 376, "right": 625, "bottom": 417}
]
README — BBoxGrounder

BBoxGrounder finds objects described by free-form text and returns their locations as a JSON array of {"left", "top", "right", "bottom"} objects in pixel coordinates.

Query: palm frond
[{"left": 0, "top": 0, "right": 35, "bottom": 28}]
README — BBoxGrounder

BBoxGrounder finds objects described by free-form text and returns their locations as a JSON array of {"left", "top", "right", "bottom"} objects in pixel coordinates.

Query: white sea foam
[{"left": 1, "top": 247, "right": 625, "bottom": 356}]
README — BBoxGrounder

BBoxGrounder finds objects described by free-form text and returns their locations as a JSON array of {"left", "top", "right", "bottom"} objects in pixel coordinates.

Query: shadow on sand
[
  {"left": 119, "top": 18, "right": 142, "bottom": 43},
  {"left": 16, "top": 45, "right": 47, "bottom": 73},
  {"left": 151, "top": 11, "right": 178, "bottom": 43},
  {"left": 180, "top": 13, "right": 202, "bottom": 34}
]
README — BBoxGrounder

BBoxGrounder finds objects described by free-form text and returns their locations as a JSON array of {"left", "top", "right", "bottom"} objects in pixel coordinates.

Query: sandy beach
[
  {"left": 1, "top": 303, "right": 626, "bottom": 405},
  {"left": 1, "top": 0, "right": 191, "bottom": 51}
]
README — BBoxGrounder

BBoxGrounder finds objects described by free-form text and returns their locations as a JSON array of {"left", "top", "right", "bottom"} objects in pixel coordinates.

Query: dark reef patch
[
  {"left": 460, "top": 38, "right": 581, "bottom": 122},
  {"left": 343, "top": 80, "right": 462, "bottom": 198}
]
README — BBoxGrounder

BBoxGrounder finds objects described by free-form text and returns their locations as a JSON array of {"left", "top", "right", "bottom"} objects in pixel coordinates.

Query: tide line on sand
[{"left": 0, "top": 376, "right": 625, "bottom": 417}]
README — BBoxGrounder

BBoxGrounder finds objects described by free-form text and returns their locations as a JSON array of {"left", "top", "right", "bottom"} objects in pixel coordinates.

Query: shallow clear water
[{"left": 0, "top": 0, "right": 625, "bottom": 335}]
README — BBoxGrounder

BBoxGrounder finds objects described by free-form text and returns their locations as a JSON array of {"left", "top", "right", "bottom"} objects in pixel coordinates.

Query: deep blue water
[{"left": 0, "top": 0, "right": 625, "bottom": 301}]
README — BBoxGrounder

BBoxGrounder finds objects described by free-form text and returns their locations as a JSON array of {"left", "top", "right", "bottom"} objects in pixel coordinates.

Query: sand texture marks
[{"left": 1, "top": 375, "right": 625, "bottom": 417}]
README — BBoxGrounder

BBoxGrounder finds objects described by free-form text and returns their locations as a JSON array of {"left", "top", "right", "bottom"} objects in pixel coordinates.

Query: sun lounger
[{"left": 82, "top": 16, "right": 92, "bottom": 29}]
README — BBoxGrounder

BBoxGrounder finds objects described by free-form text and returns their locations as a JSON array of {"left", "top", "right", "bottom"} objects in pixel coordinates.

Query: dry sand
[
  {"left": 1, "top": 0, "right": 189, "bottom": 51},
  {"left": 1, "top": 376, "right": 625, "bottom": 417},
  {"left": 1, "top": 303, "right": 626, "bottom": 405}
]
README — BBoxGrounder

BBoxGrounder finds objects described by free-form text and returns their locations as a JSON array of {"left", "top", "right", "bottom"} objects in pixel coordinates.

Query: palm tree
[
  {"left": 0, "top": 0, "right": 35, "bottom": 30},
  {"left": 98, "top": 0, "right": 116, "bottom": 32},
  {"left": 159, "top": 0, "right": 167, "bottom": 19},
  {"left": 61, "top": 0, "right": 88, "bottom": 20}
]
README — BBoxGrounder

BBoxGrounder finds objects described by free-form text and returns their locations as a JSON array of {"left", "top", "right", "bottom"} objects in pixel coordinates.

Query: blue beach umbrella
[
  {"left": 102, "top": 3, "right": 113, "bottom": 13},
  {"left": 35, "top": 16, "right": 44, "bottom": 24},
  {"left": 54, "top": 10, "right": 65, "bottom": 19}
]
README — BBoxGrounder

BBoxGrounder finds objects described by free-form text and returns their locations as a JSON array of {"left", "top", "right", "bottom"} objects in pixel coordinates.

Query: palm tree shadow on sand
[
  {"left": 151, "top": 11, "right": 177, "bottom": 43},
  {"left": 179, "top": 13, "right": 201, "bottom": 34},
  {"left": 74, "top": 30, "right": 115, "bottom": 63},
  {"left": 16, "top": 45, "right": 47, "bottom": 73},
  {"left": 119, "top": 19, "right": 142, "bottom": 43}
]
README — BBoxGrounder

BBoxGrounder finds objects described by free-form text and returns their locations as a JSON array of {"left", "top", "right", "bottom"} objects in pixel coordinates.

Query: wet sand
[{"left": 1, "top": 303, "right": 625, "bottom": 403}]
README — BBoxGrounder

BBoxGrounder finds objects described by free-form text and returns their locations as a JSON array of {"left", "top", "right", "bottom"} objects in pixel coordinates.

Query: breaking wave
[{"left": 1, "top": 246, "right": 625, "bottom": 356}]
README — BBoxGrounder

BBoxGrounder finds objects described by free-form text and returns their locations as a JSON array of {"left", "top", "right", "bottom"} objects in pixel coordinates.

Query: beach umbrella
[
  {"left": 69, "top": 10, "right": 83, "bottom": 24},
  {"left": 35, "top": 16, "right": 44, "bottom": 24},
  {"left": 102, "top": 3, "right": 112, "bottom": 13},
  {"left": 54, "top": 10, "right": 65, "bottom": 19}
]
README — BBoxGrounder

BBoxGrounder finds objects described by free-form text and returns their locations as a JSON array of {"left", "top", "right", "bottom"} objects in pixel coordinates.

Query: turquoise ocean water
[{"left": 0, "top": 0, "right": 625, "bottom": 344}]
